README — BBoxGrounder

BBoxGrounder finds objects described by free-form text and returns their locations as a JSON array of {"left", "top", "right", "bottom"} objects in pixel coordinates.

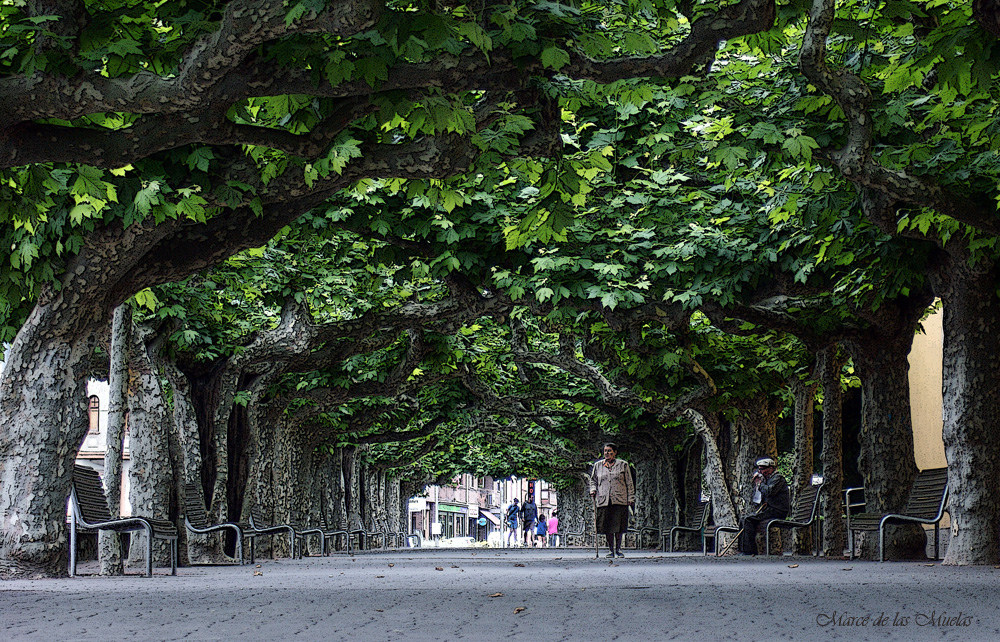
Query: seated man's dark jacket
[{"left": 759, "top": 473, "right": 790, "bottom": 518}]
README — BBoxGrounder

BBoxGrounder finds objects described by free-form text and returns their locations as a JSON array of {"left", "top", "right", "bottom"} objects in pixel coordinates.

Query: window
[{"left": 88, "top": 396, "right": 100, "bottom": 434}]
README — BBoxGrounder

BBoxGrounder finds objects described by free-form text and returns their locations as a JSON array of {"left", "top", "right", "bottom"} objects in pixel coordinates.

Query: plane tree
[
  {"left": 793, "top": 0, "right": 1000, "bottom": 564},
  {"left": 1, "top": 0, "right": 785, "bottom": 577}
]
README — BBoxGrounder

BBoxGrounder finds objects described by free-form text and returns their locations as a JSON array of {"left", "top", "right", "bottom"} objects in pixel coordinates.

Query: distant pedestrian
[
  {"left": 589, "top": 442, "right": 635, "bottom": 558},
  {"left": 535, "top": 514, "right": 547, "bottom": 547},
  {"left": 547, "top": 511, "right": 559, "bottom": 547},
  {"left": 520, "top": 495, "right": 538, "bottom": 546},
  {"left": 505, "top": 498, "right": 520, "bottom": 547}
]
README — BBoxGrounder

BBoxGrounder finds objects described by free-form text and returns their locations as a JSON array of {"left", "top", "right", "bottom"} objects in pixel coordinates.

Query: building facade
[{"left": 408, "top": 475, "right": 559, "bottom": 544}]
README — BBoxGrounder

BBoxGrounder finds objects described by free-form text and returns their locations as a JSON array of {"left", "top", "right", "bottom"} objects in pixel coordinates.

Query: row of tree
[{"left": 3, "top": 0, "right": 1000, "bottom": 577}]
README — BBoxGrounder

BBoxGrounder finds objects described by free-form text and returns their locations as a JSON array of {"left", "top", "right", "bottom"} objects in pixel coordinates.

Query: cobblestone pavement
[{"left": 3, "top": 548, "right": 999, "bottom": 641}]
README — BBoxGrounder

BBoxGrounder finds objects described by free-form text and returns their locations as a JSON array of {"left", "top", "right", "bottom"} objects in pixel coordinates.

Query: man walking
[
  {"left": 520, "top": 495, "right": 538, "bottom": 547},
  {"left": 505, "top": 498, "right": 520, "bottom": 547}
]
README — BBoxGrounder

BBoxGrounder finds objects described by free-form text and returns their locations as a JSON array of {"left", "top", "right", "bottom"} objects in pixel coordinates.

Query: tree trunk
[
  {"left": 0, "top": 303, "right": 95, "bottom": 578},
  {"left": 126, "top": 325, "right": 174, "bottom": 569},
  {"left": 656, "top": 440, "right": 681, "bottom": 538},
  {"left": 557, "top": 477, "right": 592, "bottom": 546},
  {"left": 847, "top": 333, "right": 923, "bottom": 560},
  {"left": 732, "top": 396, "right": 780, "bottom": 516},
  {"left": 936, "top": 262, "right": 1000, "bottom": 565},
  {"left": 632, "top": 455, "right": 658, "bottom": 547},
  {"left": 328, "top": 447, "right": 348, "bottom": 532},
  {"left": 686, "top": 409, "right": 737, "bottom": 530},
  {"left": 791, "top": 377, "right": 817, "bottom": 553},
  {"left": 99, "top": 305, "right": 130, "bottom": 575},
  {"left": 159, "top": 357, "right": 225, "bottom": 563},
  {"left": 817, "top": 346, "right": 847, "bottom": 558}
]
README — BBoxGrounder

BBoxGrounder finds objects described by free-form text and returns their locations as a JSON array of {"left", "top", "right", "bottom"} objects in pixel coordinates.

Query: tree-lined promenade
[{"left": 2, "top": 0, "right": 1000, "bottom": 578}]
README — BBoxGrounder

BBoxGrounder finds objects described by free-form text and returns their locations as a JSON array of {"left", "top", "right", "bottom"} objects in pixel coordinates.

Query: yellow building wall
[{"left": 908, "top": 306, "right": 947, "bottom": 471}]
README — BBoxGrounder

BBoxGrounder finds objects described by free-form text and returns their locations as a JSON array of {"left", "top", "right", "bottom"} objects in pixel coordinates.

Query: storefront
[{"left": 437, "top": 504, "right": 468, "bottom": 538}]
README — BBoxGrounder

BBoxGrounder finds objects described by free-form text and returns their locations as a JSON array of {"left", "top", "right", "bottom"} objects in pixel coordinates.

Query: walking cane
[
  {"left": 592, "top": 495, "right": 600, "bottom": 559},
  {"left": 717, "top": 502, "right": 767, "bottom": 557},
  {"left": 717, "top": 527, "right": 744, "bottom": 557}
]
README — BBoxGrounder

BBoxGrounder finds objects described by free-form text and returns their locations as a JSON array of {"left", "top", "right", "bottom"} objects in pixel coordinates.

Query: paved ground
[{"left": 2, "top": 547, "right": 999, "bottom": 641}]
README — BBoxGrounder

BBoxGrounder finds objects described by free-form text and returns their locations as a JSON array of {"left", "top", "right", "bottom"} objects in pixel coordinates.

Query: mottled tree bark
[
  {"left": 126, "top": 324, "right": 174, "bottom": 569},
  {"left": 632, "top": 455, "right": 659, "bottom": 547},
  {"left": 846, "top": 333, "right": 924, "bottom": 560},
  {"left": 732, "top": 396, "right": 781, "bottom": 516},
  {"left": 817, "top": 346, "right": 847, "bottom": 558},
  {"left": 791, "top": 377, "right": 817, "bottom": 553},
  {"left": 935, "top": 261, "right": 1000, "bottom": 565},
  {"left": 557, "top": 478, "right": 591, "bottom": 546},
  {"left": 0, "top": 302, "right": 96, "bottom": 578},
  {"left": 686, "top": 409, "right": 737, "bottom": 531},
  {"left": 159, "top": 357, "right": 226, "bottom": 563},
  {"left": 99, "top": 305, "right": 130, "bottom": 575}
]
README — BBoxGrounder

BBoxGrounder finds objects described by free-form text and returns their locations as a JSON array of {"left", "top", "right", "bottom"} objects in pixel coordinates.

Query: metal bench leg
[
  {"left": 69, "top": 516, "right": 77, "bottom": 577},
  {"left": 145, "top": 526, "right": 154, "bottom": 577},
  {"left": 234, "top": 528, "right": 243, "bottom": 565},
  {"left": 171, "top": 538, "right": 177, "bottom": 576}
]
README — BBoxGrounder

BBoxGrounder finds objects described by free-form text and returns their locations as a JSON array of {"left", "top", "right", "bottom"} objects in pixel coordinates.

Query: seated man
[{"left": 739, "top": 457, "right": 790, "bottom": 555}]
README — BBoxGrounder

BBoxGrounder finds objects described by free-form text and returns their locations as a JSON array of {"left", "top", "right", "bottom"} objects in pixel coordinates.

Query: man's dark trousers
[{"left": 739, "top": 506, "right": 787, "bottom": 555}]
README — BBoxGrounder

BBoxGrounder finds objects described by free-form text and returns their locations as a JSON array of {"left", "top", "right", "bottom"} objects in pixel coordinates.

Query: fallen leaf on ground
[
  {"left": 923, "top": 563, "right": 935, "bottom": 567},
  {"left": 253, "top": 571, "right": 263, "bottom": 576},
  {"left": 435, "top": 567, "right": 444, "bottom": 571},
  {"left": 489, "top": 593, "right": 504, "bottom": 598},
  {"left": 388, "top": 563, "right": 394, "bottom": 567},
  {"left": 376, "top": 575, "right": 384, "bottom": 578},
  {"left": 255, "top": 564, "right": 261, "bottom": 568},
  {"left": 514, "top": 563, "right": 525, "bottom": 567},
  {"left": 451, "top": 565, "right": 459, "bottom": 568},
  {"left": 513, "top": 607, "right": 526, "bottom": 614},
  {"left": 842, "top": 568, "right": 853, "bottom": 571},
  {"left": 787, "top": 564, "right": 799, "bottom": 568},
  {"left": 375, "top": 609, "right": 384, "bottom": 612},
  {"left": 553, "top": 557, "right": 562, "bottom": 560}
]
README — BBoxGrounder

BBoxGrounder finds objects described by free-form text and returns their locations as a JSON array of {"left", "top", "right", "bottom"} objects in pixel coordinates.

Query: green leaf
[
  {"left": 134, "top": 181, "right": 162, "bottom": 216},
  {"left": 186, "top": 147, "right": 214, "bottom": 172},
  {"left": 540, "top": 46, "right": 570, "bottom": 70}
]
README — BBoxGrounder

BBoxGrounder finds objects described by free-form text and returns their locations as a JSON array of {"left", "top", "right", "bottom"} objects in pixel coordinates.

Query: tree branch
[{"left": 799, "top": 0, "right": 1000, "bottom": 235}]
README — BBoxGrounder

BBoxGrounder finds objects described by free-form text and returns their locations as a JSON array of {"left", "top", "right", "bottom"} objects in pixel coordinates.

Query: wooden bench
[
  {"left": 665, "top": 500, "right": 713, "bottom": 554},
  {"left": 69, "top": 465, "right": 177, "bottom": 577},
  {"left": 848, "top": 467, "right": 948, "bottom": 562},
  {"left": 183, "top": 482, "right": 254, "bottom": 564},
  {"left": 763, "top": 482, "right": 823, "bottom": 556}
]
